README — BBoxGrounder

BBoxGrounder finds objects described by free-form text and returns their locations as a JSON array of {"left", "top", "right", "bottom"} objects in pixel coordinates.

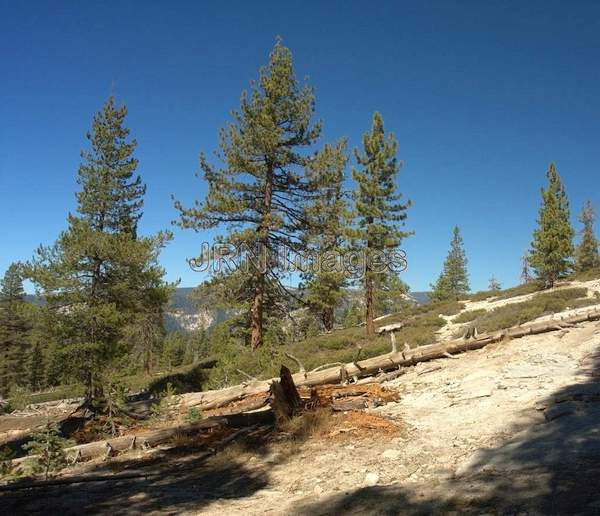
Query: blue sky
[{"left": 2, "top": 1, "right": 600, "bottom": 292}]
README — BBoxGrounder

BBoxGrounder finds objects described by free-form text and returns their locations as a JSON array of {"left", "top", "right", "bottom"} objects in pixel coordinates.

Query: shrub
[
  {"left": 453, "top": 309, "right": 487, "bottom": 324},
  {"left": 6, "top": 385, "right": 32, "bottom": 412},
  {"left": 184, "top": 407, "right": 202, "bottom": 423},
  {"left": 149, "top": 382, "right": 178, "bottom": 421},
  {"left": 0, "top": 447, "right": 15, "bottom": 478},
  {"left": 23, "top": 424, "right": 72, "bottom": 480}
]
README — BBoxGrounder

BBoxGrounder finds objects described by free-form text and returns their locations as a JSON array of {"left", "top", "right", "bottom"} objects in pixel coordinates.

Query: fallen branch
[
  {"left": 236, "top": 369, "right": 257, "bottom": 382},
  {"left": 376, "top": 322, "right": 404, "bottom": 334},
  {"left": 285, "top": 353, "right": 306, "bottom": 376}
]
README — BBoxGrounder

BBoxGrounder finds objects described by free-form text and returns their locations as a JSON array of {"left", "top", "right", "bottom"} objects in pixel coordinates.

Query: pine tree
[
  {"left": 430, "top": 226, "right": 470, "bottom": 301},
  {"left": 0, "top": 263, "right": 31, "bottom": 396},
  {"left": 301, "top": 140, "right": 350, "bottom": 331},
  {"left": 23, "top": 424, "right": 71, "bottom": 480},
  {"left": 174, "top": 39, "right": 322, "bottom": 350},
  {"left": 521, "top": 250, "right": 532, "bottom": 284},
  {"left": 375, "top": 273, "right": 411, "bottom": 316},
  {"left": 488, "top": 275, "right": 501, "bottom": 291},
  {"left": 575, "top": 200, "right": 600, "bottom": 273},
  {"left": 530, "top": 163, "right": 574, "bottom": 287},
  {"left": 352, "top": 112, "right": 411, "bottom": 337},
  {"left": 27, "top": 97, "right": 173, "bottom": 394}
]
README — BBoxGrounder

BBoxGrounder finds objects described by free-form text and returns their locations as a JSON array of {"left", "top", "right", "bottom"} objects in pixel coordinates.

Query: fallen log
[
  {"left": 331, "top": 398, "right": 368, "bottom": 411},
  {"left": 178, "top": 308, "right": 600, "bottom": 411},
  {"left": 6, "top": 409, "right": 273, "bottom": 468},
  {"left": 0, "top": 424, "right": 262, "bottom": 492}
]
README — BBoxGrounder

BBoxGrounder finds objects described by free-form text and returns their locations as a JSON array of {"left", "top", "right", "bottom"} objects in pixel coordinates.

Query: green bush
[{"left": 23, "top": 424, "right": 73, "bottom": 480}]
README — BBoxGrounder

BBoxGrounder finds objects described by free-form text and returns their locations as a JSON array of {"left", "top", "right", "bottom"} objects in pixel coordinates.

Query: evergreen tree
[
  {"left": 23, "top": 424, "right": 71, "bottom": 480},
  {"left": 530, "top": 163, "right": 574, "bottom": 287},
  {"left": 301, "top": 140, "right": 350, "bottom": 331},
  {"left": 352, "top": 112, "right": 411, "bottom": 337},
  {"left": 521, "top": 250, "right": 532, "bottom": 284},
  {"left": 375, "top": 273, "right": 411, "bottom": 316},
  {"left": 27, "top": 97, "right": 173, "bottom": 394},
  {"left": 488, "top": 275, "right": 501, "bottom": 292},
  {"left": 575, "top": 200, "right": 600, "bottom": 273},
  {"left": 0, "top": 263, "right": 31, "bottom": 396},
  {"left": 430, "top": 226, "right": 470, "bottom": 301},
  {"left": 174, "top": 39, "right": 322, "bottom": 350}
]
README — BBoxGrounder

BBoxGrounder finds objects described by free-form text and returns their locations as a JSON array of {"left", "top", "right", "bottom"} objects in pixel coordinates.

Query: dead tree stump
[{"left": 269, "top": 365, "right": 302, "bottom": 425}]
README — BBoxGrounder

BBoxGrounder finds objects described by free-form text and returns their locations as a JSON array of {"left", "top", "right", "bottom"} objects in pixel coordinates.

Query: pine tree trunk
[
  {"left": 249, "top": 164, "right": 274, "bottom": 351},
  {"left": 365, "top": 275, "right": 375, "bottom": 338},
  {"left": 322, "top": 307, "right": 334, "bottom": 332},
  {"left": 249, "top": 278, "right": 264, "bottom": 351}
]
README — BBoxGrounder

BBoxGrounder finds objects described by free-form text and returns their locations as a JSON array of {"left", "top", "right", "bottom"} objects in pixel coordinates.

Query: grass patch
[
  {"left": 280, "top": 407, "right": 333, "bottom": 440},
  {"left": 465, "top": 287, "right": 592, "bottom": 333},
  {"left": 453, "top": 309, "right": 487, "bottom": 324},
  {"left": 464, "top": 281, "right": 544, "bottom": 302}
]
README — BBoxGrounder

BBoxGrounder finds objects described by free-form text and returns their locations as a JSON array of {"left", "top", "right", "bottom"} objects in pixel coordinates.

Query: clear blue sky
[{"left": 2, "top": 1, "right": 600, "bottom": 292}]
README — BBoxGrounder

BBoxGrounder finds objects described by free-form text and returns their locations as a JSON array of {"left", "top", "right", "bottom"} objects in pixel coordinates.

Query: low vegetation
[
  {"left": 465, "top": 281, "right": 544, "bottom": 302},
  {"left": 453, "top": 308, "right": 487, "bottom": 324},
  {"left": 458, "top": 287, "right": 595, "bottom": 334}
]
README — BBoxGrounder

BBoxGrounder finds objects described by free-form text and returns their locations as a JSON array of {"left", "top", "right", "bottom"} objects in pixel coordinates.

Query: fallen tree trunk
[
  {"left": 180, "top": 308, "right": 600, "bottom": 410},
  {"left": 0, "top": 424, "right": 263, "bottom": 492},
  {"left": 7, "top": 409, "right": 273, "bottom": 467}
]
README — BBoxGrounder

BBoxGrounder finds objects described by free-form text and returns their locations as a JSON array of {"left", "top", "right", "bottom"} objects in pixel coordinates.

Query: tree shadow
[
  {"left": 0, "top": 433, "right": 271, "bottom": 514},
  {"left": 296, "top": 330, "right": 600, "bottom": 515}
]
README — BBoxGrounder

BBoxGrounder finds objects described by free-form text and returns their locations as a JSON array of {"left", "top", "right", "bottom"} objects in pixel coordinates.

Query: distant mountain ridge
[{"left": 25, "top": 287, "right": 431, "bottom": 334}]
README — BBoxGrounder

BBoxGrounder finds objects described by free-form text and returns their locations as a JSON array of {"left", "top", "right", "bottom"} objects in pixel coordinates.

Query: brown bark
[
  {"left": 249, "top": 278, "right": 264, "bottom": 351},
  {"left": 365, "top": 275, "right": 374, "bottom": 338},
  {"left": 322, "top": 306, "right": 334, "bottom": 332},
  {"left": 249, "top": 163, "right": 274, "bottom": 351},
  {"left": 269, "top": 365, "right": 302, "bottom": 424}
]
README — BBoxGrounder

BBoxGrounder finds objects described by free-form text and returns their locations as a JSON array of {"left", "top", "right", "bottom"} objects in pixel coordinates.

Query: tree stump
[{"left": 269, "top": 365, "right": 302, "bottom": 425}]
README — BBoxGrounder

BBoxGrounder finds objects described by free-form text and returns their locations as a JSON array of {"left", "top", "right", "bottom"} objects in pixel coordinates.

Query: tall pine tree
[
  {"left": 175, "top": 39, "right": 322, "bottom": 350},
  {"left": 27, "top": 97, "right": 172, "bottom": 394},
  {"left": 575, "top": 200, "right": 600, "bottom": 273},
  {"left": 352, "top": 112, "right": 411, "bottom": 337},
  {"left": 530, "top": 163, "right": 574, "bottom": 287},
  {"left": 301, "top": 140, "right": 350, "bottom": 331},
  {"left": 430, "top": 226, "right": 470, "bottom": 301},
  {"left": 0, "top": 263, "right": 31, "bottom": 396}
]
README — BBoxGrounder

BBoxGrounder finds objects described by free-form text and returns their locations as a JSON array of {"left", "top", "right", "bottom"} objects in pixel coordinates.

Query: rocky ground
[{"left": 3, "top": 285, "right": 600, "bottom": 514}]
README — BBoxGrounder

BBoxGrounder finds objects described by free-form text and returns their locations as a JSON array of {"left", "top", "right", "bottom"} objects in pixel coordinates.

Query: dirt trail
[{"left": 4, "top": 306, "right": 600, "bottom": 514}]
